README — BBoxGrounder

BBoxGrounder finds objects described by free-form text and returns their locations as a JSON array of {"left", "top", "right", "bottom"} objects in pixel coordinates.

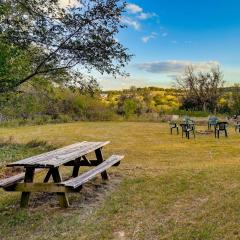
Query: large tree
[
  {"left": 176, "top": 66, "right": 224, "bottom": 112},
  {"left": 0, "top": 0, "right": 131, "bottom": 93}
]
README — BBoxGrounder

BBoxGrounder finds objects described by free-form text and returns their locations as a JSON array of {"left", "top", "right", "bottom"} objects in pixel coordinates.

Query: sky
[{"left": 62, "top": 0, "right": 240, "bottom": 90}]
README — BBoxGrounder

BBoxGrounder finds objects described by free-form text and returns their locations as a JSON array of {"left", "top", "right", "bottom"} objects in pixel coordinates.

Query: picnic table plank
[
  {"left": 8, "top": 142, "right": 87, "bottom": 167},
  {"left": 7, "top": 141, "right": 110, "bottom": 168},
  {"left": 62, "top": 155, "right": 124, "bottom": 189},
  {"left": 0, "top": 169, "right": 43, "bottom": 188},
  {"left": 4, "top": 183, "right": 76, "bottom": 193}
]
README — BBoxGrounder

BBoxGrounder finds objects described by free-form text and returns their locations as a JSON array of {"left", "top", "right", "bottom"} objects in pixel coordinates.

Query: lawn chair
[
  {"left": 183, "top": 116, "right": 191, "bottom": 124},
  {"left": 169, "top": 122, "right": 179, "bottom": 135},
  {"left": 180, "top": 123, "right": 195, "bottom": 139},
  {"left": 215, "top": 122, "right": 228, "bottom": 138},
  {"left": 183, "top": 116, "right": 195, "bottom": 124},
  {"left": 235, "top": 121, "right": 240, "bottom": 133},
  {"left": 208, "top": 116, "right": 218, "bottom": 130}
]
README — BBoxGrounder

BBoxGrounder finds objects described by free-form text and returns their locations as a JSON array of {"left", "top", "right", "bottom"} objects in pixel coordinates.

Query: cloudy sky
[{"left": 63, "top": 0, "right": 240, "bottom": 89}]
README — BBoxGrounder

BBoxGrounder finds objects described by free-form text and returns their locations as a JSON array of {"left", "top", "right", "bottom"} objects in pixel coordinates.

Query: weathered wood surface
[
  {"left": 65, "top": 159, "right": 121, "bottom": 167},
  {"left": 4, "top": 183, "right": 77, "bottom": 193},
  {"left": 62, "top": 155, "right": 124, "bottom": 189},
  {"left": 0, "top": 169, "right": 42, "bottom": 188},
  {"left": 7, "top": 141, "right": 110, "bottom": 168},
  {"left": 20, "top": 167, "right": 35, "bottom": 208},
  {"left": 51, "top": 167, "right": 70, "bottom": 207}
]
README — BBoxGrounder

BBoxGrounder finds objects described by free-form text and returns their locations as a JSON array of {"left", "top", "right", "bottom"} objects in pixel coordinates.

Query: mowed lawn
[{"left": 1, "top": 122, "right": 240, "bottom": 240}]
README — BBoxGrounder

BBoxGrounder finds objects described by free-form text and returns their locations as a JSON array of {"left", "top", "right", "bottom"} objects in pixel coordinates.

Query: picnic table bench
[{"left": 0, "top": 141, "right": 124, "bottom": 208}]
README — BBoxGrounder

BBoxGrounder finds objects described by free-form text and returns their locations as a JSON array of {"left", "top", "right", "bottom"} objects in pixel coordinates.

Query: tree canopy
[
  {"left": 176, "top": 66, "right": 224, "bottom": 112},
  {"left": 0, "top": 0, "right": 131, "bottom": 93}
]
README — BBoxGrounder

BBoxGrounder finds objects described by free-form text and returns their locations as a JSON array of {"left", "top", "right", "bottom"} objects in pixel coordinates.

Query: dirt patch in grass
[{"left": 27, "top": 173, "right": 124, "bottom": 209}]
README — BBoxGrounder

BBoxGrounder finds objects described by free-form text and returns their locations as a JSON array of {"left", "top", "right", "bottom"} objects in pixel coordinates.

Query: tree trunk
[{"left": 203, "top": 102, "right": 207, "bottom": 112}]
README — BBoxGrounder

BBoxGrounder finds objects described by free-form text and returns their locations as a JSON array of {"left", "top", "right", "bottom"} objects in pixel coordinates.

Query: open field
[{"left": 1, "top": 122, "right": 240, "bottom": 240}]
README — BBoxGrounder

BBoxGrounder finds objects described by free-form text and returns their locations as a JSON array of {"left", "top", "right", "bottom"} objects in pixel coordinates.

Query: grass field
[{"left": 1, "top": 122, "right": 240, "bottom": 240}]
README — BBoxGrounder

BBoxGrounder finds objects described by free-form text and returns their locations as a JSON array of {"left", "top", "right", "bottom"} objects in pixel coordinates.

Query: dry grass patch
[{"left": 0, "top": 122, "right": 240, "bottom": 239}]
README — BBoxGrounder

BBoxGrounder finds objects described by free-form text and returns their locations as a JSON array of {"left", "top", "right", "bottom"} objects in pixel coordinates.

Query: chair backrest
[
  {"left": 180, "top": 123, "right": 188, "bottom": 131},
  {"left": 217, "top": 122, "right": 227, "bottom": 130},
  {"left": 188, "top": 119, "right": 195, "bottom": 125},
  {"left": 183, "top": 116, "right": 194, "bottom": 125},
  {"left": 208, "top": 116, "right": 218, "bottom": 124}
]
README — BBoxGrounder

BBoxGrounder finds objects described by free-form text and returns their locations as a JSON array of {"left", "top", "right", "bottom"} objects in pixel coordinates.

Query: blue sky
[{"left": 97, "top": 0, "right": 240, "bottom": 90}]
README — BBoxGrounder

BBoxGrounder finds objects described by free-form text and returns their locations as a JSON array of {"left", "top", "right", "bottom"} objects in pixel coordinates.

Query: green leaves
[
  {"left": 0, "top": 41, "right": 32, "bottom": 92},
  {"left": 0, "top": 0, "right": 131, "bottom": 93}
]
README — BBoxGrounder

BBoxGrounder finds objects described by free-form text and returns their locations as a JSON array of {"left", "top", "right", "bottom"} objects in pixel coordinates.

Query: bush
[{"left": 123, "top": 99, "right": 137, "bottom": 118}]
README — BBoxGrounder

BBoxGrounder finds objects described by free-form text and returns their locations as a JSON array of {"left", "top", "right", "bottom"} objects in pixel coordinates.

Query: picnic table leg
[
  {"left": 51, "top": 167, "right": 69, "bottom": 208},
  {"left": 44, "top": 169, "right": 53, "bottom": 183},
  {"left": 72, "top": 157, "right": 81, "bottom": 178},
  {"left": 20, "top": 167, "right": 35, "bottom": 208},
  {"left": 95, "top": 148, "right": 109, "bottom": 180}
]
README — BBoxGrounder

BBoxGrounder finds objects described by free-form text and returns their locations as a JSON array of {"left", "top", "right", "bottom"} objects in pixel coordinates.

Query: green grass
[{"left": 1, "top": 122, "right": 240, "bottom": 239}]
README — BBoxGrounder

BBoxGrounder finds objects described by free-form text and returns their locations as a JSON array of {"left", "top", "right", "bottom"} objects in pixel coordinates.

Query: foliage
[
  {"left": 123, "top": 99, "right": 137, "bottom": 118},
  {"left": 0, "top": 78, "right": 114, "bottom": 124},
  {"left": 1, "top": 83, "right": 240, "bottom": 125},
  {"left": 217, "top": 85, "right": 240, "bottom": 115},
  {"left": 231, "top": 84, "right": 240, "bottom": 115},
  {"left": 0, "top": 0, "right": 131, "bottom": 92},
  {"left": 176, "top": 66, "right": 224, "bottom": 112},
  {"left": 0, "top": 41, "right": 33, "bottom": 92}
]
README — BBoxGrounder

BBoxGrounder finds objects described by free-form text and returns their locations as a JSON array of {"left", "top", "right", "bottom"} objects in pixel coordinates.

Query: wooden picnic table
[{"left": 0, "top": 141, "right": 124, "bottom": 208}]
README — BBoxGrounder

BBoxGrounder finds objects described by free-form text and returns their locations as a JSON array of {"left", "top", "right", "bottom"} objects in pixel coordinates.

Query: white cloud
[
  {"left": 142, "top": 36, "right": 153, "bottom": 43},
  {"left": 121, "top": 16, "right": 141, "bottom": 30},
  {"left": 135, "top": 60, "right": 220, "bottom": 74},
  {"left": 126, "top": 3, "right": 143, "bottom": 14},
  {"left": 142, "top": 32, "right": 158, "bottom": 43},
  {"left": 138, "top": 12, "right": 152, "bottom": 20},
  {"left": 126, "top": 3, "right": 157, "bottom": 21}
]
